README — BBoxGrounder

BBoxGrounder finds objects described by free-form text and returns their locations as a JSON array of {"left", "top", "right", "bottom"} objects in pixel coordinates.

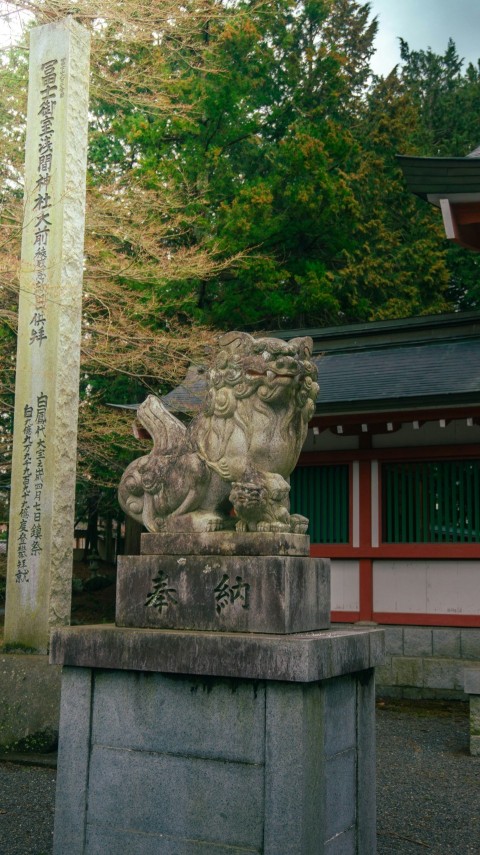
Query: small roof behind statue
[
  {"left": 397, "top": 145, "right": 480, "bottom": 250},
  {"left": 160, "top": 363, "right": 208, "bottom": 414},
  {"left": 158, "top": 311, "right": 480, "bottom": 417}
]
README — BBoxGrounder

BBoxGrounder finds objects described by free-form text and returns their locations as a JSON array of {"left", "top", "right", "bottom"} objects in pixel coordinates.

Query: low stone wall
[
  {"left": 464, "top": 668, "right": 480, "bottom": 755},
  {"left": 0, "top": 654, "right": 62, "bottom": 750},
  {"left": 374, "top": 625, "right": 480, "bottom": 700}
]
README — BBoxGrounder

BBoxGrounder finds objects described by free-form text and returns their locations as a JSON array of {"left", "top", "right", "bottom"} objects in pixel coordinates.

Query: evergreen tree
[
  {"left": 397, "top": 39, "right": 480, "bottom": 310},
  {"left": 2, "top": 1, "right": 480, "bottom": 498}
]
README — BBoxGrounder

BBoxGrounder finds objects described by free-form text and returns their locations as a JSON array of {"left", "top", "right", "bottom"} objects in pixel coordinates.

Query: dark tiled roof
[
  {"left": 160, "top": 338, "right": 480, "bottom": 416},
  {"left": 161, "top": 364, "right": 208, "bottom": 413},
  {"left": 397, "top": 155, "right": 480, "bottom": 200},
  {"left": 318, "top": 339, "right": 480, "bottom": 412},
  {"left": 273, "top": 310, "right": 480, "bottom": 353}
]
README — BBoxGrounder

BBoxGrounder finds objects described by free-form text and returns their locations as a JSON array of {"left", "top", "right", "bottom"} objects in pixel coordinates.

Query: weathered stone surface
[
  {"left": 325, "top": 828, "right": 356, "bottom": 854},
  {"left": 87, "top": 745, "right": 265, "bottom": 850},
  {"left": 461, "top": 628, "right": 480, "bottom": 659},
  {"left": 0, "top": 654, "right": 61, "bottom": 748},
  {"left": 356, "top": 666, "right": 377, "bottom": 854},
  {"left": 423, "top": 658, "right": 465, "bottom": 691},
  {"left": 91, "top": 670, "right": 265, "bottom": 763},
  {"left": 263, "top": 681, "right": 325, "bottom": 853},
  {"left": 141, "top": 531, "right": 310, "bottom": 557},
  {"left": 85, "top": 832, "right": 256, "bottom": 855},
  {"left": 53, "top": 657, "right": 378, "bottom": 853},
  {"left": 469, "top": 696, "right": 480, "bottom": 737},
  {"left": 432, "top": 628, "right": 461, "bottom": 658},
  {"left": 50, "top": 624, "right": 385, "bottom": 683},
  {"left": 377, "top": 625, "right": 480, "bottom": 698},
  {"left": 328, "top": 629, "right": 371, "bottom": 677},
  {"left": 5, "top": 18, "right": 90, "bottom": 652},
  {"left": 464, "top": 667, "right": 480, "bottom": 695},
  {"left": 324, "top": 675, "right": 355, "bottom": 757},
  {"left": 466, "top": 674, "right": 480, "bottom": 755},
  {"left": 392, "top": 657, "right": 424, "bottom": 687},
  {"left": 116, "top": 553, "right": 330, "bottom": 634},
  {"left": 369, "top": 627, "right": 386, "bottom": 665},
  {"left": 53, "top": 668, "right": 92, "bottom": 854},
  {"left": 469, "top": 734, "right": 480, "bottom": 756},
  {"left": 403, "top": 627, "right": 433, "bottom": 657},
  {"left": 383, "top": 626, "right": 404, "bottom": 656},
  {"left": 118, "top": 333, "right": 319, "bottom": 535},
  {"left": 325, "top": 750, "right": 356, "bottom": 840},
  {"left": 374, "top": 657, "right": 393, "bottom": 686}
]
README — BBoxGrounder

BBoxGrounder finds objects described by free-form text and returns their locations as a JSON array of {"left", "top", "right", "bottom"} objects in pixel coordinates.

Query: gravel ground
[
  {"left": 0, "top": 699, "right": 478, "bottom": 854},
  {"left": 376, "top": 699, "right": 480, "bottom": 854},
  {"left": 0, "top": 762, "right": 55, "bottom": 855}
]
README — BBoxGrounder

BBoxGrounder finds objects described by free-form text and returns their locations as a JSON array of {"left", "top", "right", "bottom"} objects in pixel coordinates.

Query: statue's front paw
[
  {"left": 257, "top": 521, "right": 291, "bottom": 532},
  {"left": 235, "top": 520, "right": 249, "bottom": 533},
  {"left": 269, "top": 522, "right": 290, "bottom": 532},
  {"left": 290, "top": 514, "right": 309, "bottom": 534},
  {"left": 292, "top": 523, "right": 308, "bottom": 534},
  {"left": 206, "top": 518, "right": 225, "bottom": 532},
  {"left": 257, "top": 521, "right": 289, "bottom": 532}
]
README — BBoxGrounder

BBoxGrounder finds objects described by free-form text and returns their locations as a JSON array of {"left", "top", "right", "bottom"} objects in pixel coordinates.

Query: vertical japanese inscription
[
  {"left": 17, "top": 404, "right": 33, "bottom": 581},
  {"left": 30, "top": 58, "right": 58, "bottom": 347},
  {"left": 16, "top": 394, "right": 48, "bottom": 582}
]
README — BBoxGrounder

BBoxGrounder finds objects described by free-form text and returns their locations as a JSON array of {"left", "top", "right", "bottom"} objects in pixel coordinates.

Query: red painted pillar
[{"left": 358, "top": 460, "right": 374, "bottom": 621}]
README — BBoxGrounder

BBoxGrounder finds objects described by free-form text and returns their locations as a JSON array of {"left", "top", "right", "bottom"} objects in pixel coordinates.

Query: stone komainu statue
[{"left": 118, "top": 332, "right": 319, "bottom": 533}]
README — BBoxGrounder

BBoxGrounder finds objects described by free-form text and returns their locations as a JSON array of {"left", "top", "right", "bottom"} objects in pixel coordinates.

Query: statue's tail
[
  {"left": 135, "top": 395, "right": 187, "bottom": 452},
  {"left": 118, "top": 396, "right": 187, "bottom": 528}
]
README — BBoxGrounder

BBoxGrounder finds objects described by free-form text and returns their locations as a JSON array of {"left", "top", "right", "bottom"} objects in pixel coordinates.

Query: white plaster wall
[
  {"left": 373, "top": 560, "right": 480, "bottom": 615},
  {"left": 372, "top": 419, "right": 480, "bottom": 449},
  {"left": 331, "top": 560, "right": 360, "bottom": 612},
  {"left": 303, "top": 431, "right": 359, "bottom": 452}
]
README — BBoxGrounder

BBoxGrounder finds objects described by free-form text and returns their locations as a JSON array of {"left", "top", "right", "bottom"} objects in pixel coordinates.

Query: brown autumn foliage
[{"left": 0, "top": 0, "right": 242, "bottom": 487}]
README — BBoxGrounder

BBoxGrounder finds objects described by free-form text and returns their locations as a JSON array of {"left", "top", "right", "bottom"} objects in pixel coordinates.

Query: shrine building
[{"left": 164, "top": 309, "right": 480, "bottom": 697}]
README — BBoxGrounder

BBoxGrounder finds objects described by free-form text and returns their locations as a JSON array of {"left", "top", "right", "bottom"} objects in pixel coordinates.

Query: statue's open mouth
[{"left": 246, "top": 369, "right": 296, "bottom": 380}]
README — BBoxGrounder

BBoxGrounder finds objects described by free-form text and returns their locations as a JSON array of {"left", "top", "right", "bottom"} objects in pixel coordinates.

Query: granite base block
[
  {"left": 50, "top": 625, "right": 384, "bottom": 683},
  {"left": 116, "top": 553, "right": 330, "bottom": 634},
  {"left": 141, "top": 531, "right": 310, "bottom": 557},
  {"left": 52, "top": 626, "right": 382, "bottom": 855}
]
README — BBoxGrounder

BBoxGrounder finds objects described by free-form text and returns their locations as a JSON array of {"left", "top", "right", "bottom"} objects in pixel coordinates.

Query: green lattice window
[
  {"left": 382, "top": 459, "right": 480, "bottom": 543},
  {"left": 290, "top": 465, "right": 349, "bottom": 543}
]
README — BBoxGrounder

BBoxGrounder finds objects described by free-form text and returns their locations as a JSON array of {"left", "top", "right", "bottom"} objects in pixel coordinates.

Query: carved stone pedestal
[
  {"left": 50, "top": 536, "right": 384, "bottom": 854},
  {"left": 116, "top": 533, "right": 330, "bottom": 634}
]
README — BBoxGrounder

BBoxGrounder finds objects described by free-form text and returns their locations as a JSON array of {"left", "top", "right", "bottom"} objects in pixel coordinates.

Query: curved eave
[
  {"left": 397, "top": 154, "right": 480, "bottom": 200},
  {"left": 315, "top": 391, "right": 480, "bottom": 417}
]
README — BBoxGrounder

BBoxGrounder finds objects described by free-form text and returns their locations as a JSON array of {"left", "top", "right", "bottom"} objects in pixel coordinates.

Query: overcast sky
[{"left": 369, "top": 0, "right": 480, "bottom": 75}]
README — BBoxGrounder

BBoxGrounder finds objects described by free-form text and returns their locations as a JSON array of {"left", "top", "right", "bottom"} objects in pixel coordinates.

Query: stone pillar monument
[
  {"left": 51, "top": 334, "right": 384, "bottom": 853},
  {"left": 4, "top": 18, "right": 90, "bottom": 652}
]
